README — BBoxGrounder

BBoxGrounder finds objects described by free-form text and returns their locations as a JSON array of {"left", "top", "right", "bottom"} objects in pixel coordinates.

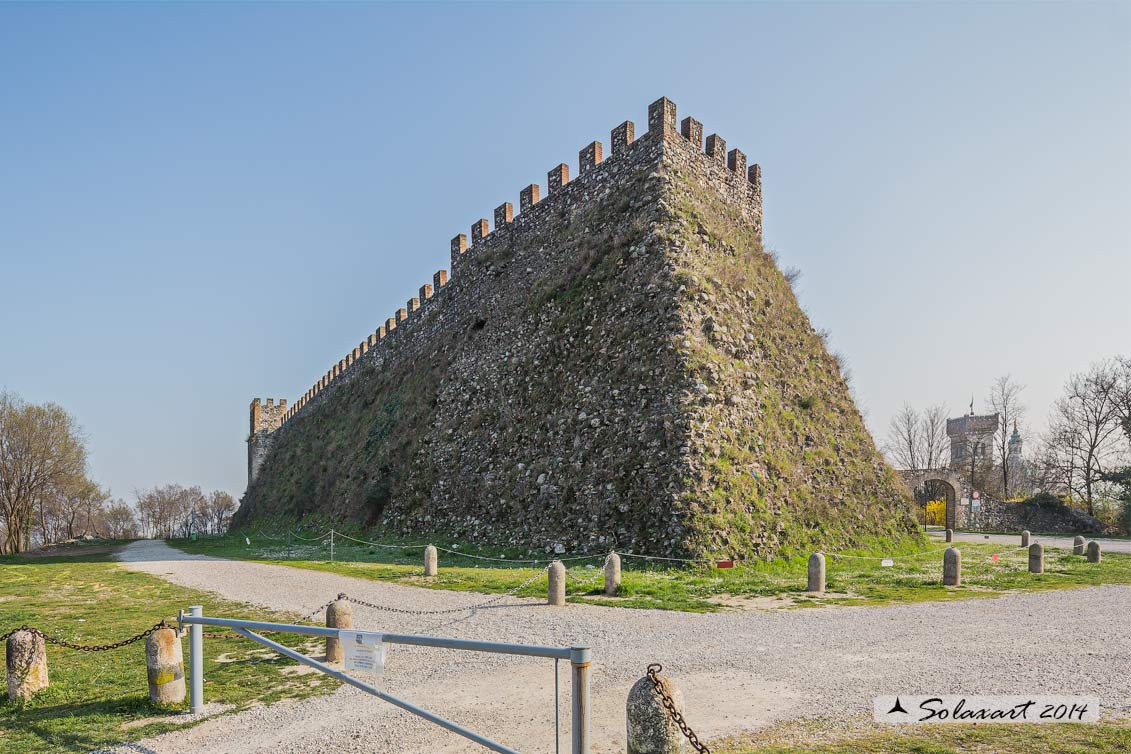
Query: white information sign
[
  {"left": 340, "top": 630, "right": 386, "bottom": 676},
  {"left": 881, "top": 558, "right": 895, "bottom": 568}
]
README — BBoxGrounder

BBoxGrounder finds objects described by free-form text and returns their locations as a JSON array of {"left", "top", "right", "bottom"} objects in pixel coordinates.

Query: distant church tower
[
  {"left": 1006, "top": 421, "right": 1025, "bottom": 493},
  {"left": 1007, "top": 422, "right": 1023, "bottom": 465}
]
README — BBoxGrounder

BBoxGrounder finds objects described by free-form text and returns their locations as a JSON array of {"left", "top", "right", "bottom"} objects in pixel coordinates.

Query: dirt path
[{"left": 106, "top": 539, "right": 1131, "bottom": 754}]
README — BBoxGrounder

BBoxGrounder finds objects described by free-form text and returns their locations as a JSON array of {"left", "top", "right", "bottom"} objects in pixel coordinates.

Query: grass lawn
[
  {"left": 716, "top": 720, "right": 1131, "bottom": 754},
  {"left": 172, "top": 531, "right": 1131, "bottom": 612},
  {"left": 0, "top": 542, "right": 338, "bottom": 754}
]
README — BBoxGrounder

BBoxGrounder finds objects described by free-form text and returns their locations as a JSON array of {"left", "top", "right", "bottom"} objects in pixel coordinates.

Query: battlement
[
  {"left": 249, "top": 397, "right": 287, "bottom": 435},
  {"left": 248, "top": 96, "right": 763, "bottom": 474}
]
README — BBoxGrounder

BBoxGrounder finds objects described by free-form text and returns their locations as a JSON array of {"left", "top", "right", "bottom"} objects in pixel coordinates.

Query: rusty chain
[
  {"left": 0, "top": 620, "right": 168, "bottom": 652},
  {"left": 299, "top": 597, "right": 339, "bottom": 622},
  {"left": 646, "top": 663, "right": 710, "bottom": 754}
]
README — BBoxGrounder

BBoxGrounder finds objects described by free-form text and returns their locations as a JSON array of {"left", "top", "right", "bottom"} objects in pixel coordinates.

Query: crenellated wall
[
  {"left": 260, "top": 96, "right": 761, "bottom": 444},
  {"left": 238, "top": 97, "right": 912, "bottom": 557}
]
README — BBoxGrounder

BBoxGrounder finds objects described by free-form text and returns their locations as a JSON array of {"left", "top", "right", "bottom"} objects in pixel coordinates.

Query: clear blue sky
[{"left": 1, "top": 2, "right": 1128, "bottom": 503}]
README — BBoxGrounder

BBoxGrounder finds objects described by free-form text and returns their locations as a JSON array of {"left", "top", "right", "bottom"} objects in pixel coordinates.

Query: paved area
[
  {"left": 104, "top": 539, "right": 1131, "bottom": 754},
  {"left": 928, "top": 529, "right": 1131, "bottom": 553}
]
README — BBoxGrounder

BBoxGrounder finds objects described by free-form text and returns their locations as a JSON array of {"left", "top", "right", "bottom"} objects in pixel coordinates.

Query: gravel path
[{"left": 106, "top": 539, "right": 1131, "bottom": 754}]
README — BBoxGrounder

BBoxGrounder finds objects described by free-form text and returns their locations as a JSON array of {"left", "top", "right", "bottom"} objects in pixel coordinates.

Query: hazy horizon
[{"left": 2, "top": 2, "right": 1128, "bottom": 504}]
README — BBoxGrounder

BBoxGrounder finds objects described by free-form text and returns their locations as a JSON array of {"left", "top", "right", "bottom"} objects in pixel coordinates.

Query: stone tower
[
  {"left": 248, "top": 398, "right": 286, "bottom": 485},
  {"left": 946, "top": 409, "right": 1000, "bottom": 470}
]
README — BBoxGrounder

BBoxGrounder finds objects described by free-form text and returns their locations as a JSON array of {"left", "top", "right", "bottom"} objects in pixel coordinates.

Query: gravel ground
[
  {"left": 929, "top": 529, "right": 1131, "bottom": 553},
  {"left": 103, "top": 539, "right": 1131, "bottom": 754}
]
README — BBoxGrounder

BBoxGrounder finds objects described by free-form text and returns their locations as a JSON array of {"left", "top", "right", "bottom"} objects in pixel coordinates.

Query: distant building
[{"left": 946, "top": 410, "right": 999, "bottom": 470}]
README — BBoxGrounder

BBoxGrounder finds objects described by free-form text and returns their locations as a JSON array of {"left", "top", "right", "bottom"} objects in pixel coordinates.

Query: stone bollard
[
  {"left": 945, "top": 528, "right": 953, "bottom": 543},
  {"left": 547, "top": 560, "right": 566, "bottom": 606},
  {"left": 1028, "top": 543, "right": 1044, "bottom": 574},
  {"left": 146, "top": 626, "right": 185, "bottom": 705},
  {"left": 1073, "top": 536, "right": 1086, "bottom": 556},
  {"left": 943, "top": 547, "right": 961, "bottom": 587},
  {"left": 1086, "top": 541, "right": 1102, "bottom": 564},
  {"left": 627, "top": 670, "right": 684, "bottom": 754},
  {"left": 325, "top": 598, "right": 353, "bottom": 663},
  {"left": 807, "top": 552, "right": 826, "bottom": 593},
  {"left": 424, "top": 544, "right": 438, "bottom": 577},
  {"left": 604, "top": 552, "right": 621, "bottom": 596},
  {"left": 1021, "top": 530, "right": 1031, "bottom": 547},
  {"left": 6, "top": 630, "right": 48, "bottom": 702}
]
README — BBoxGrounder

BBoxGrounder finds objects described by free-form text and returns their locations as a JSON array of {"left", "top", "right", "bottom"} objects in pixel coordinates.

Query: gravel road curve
[{"left": 103, "top": 539, "right": 1131, "bottom": 754}]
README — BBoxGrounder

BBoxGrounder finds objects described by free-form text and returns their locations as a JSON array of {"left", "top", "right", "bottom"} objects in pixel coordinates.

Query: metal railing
[{"left": 178, "top": 606, "right": 591, "bottom": 754}]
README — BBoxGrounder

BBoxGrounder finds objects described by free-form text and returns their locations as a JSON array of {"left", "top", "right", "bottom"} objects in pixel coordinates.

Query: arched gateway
[{"left": 899, "top": 469, "right": 969, "bottom": 531}]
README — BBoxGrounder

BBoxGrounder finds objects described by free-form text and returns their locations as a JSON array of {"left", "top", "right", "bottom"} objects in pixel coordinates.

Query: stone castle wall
[
  {"left": 238, "top": 97, "right": 915, "bottom": 557},
  {"left": 254, "top": 97, "right": 761, "bottom": 444}
]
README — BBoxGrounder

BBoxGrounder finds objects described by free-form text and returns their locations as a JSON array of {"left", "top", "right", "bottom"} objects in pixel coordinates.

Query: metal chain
[
  {"left": 564, "top": 553, "right": 613, "bottom": 588},
  {"left": 646, "top": 663, "right": 710, "bottom": 754},
  {"left": 339, "top": 565, "right": 550, "bottom": 616},
  {"left": 0, "top": 620, "right": 168, "bottom": 652},
  {"left": 300, "top": 598, "right": 338, "bottom": 622}
]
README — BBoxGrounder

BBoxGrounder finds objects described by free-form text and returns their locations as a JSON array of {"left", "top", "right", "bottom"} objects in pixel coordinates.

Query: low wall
[{"left": 961, "top": 498, "right": 1111, "bottom": 535}]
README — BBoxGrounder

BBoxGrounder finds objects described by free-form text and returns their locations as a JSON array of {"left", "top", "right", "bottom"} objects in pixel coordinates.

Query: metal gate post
[
  {"left": 330, "top": 529, "right": 335, "bottom": 562},
  {"left": 189, "top": 605, "right": 204, "bottom": 713},
  {"left": 569, "top": 645, "right": 591, "bottom": 754}
]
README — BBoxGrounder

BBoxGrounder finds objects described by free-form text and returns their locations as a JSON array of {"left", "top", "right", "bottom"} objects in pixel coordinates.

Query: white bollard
[
  {"left": 1073, "top": 535, "right": 1086, "bottom": 556},
  {"left": 326, "top": 599, "right": 353, "bottom": 663},
  {"left": 146, "top": 626, "right": 185, "bottom": 705},
  {"left": 424, "top": 544, "right": 438, "bottom": 577},
  {"left": 1021, "top": 530, "right": 1031, "bottom": 547},
  {"left": 807, "top": 553, "right": 826, "bottom": 593},
  {"left": 604, "top": 552, "right": 621, "bottom": 596},
  {"left": 943, "top": 547, "right": 961, "bottom": 586},
  {"left": 548, "top": 561, "right": 566, "bottom": 606},
  {"left": 6, "top": 630, "right": 48, "bottom": 702},
  {"left": 627, "top": 668, "right": 684, "bottom": 754}
]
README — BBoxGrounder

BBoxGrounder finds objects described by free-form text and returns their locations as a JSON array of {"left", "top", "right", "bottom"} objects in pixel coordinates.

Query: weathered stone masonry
[
  {"left": 250, "top": 97, "right": 762, "bottom": 451},
  {"left": 239, "top": 97, "right": 913, "bottom": 556},
  {"left": 247, "top": 398, "right": 286, "bottom": 484}
]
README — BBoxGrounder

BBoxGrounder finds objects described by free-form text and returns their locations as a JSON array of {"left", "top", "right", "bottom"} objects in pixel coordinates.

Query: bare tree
[
  {"left": 1042, "top": 361, "right": 1124, "bottom": 515},
  {"left": 986, "top": 375, "right": 1026, "bottom": 498},
  {"left": 204, "top": 491, "right": 236, "bottom": 534},
  {"left": 921, "top": 404, "right": 950, "bottom": 470},
  {"left": 885, "top": 404, "right": 922, "bottom": 470},
  {"left": 0, "top": 393, "right": 87, "bottom": 553},
  {"left": 102, "top": 499, "right": 139, "bottom": 538},
  {"left": 135, "top": 484, "right": 210, "bottom": 538}
]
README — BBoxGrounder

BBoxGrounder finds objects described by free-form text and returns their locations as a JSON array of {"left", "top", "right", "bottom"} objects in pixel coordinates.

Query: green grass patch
[
  {"left": 717, "top": 720, "right": 1131, "bottom": 753},
  {"left": 0, "top": 544, "right": 337, "bottom": 754},
  {"left": 172, "top": 533, "right": 1131, "bottom": 612}
]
